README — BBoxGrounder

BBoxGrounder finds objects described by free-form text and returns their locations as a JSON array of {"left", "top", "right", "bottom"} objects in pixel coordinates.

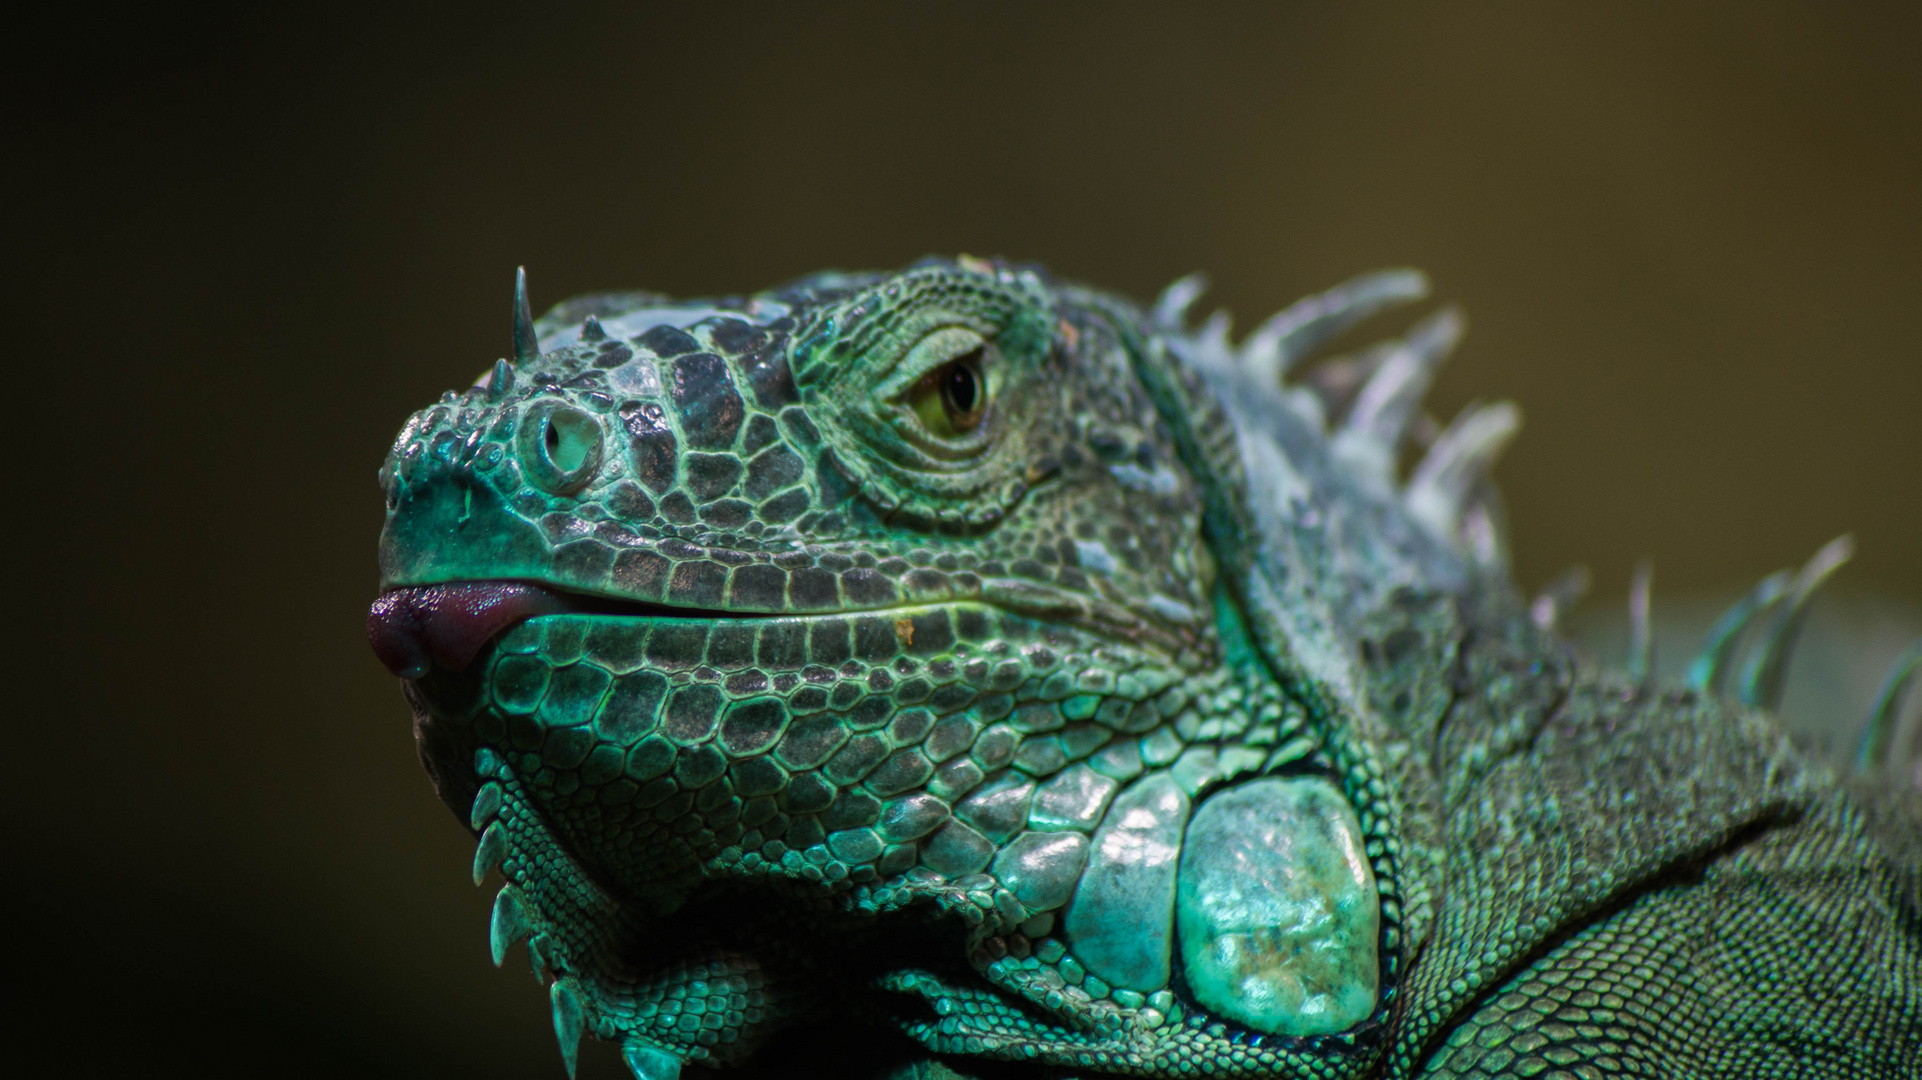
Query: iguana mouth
[{"left": 368, "top": 581, "right": 754, "bottom": 678}]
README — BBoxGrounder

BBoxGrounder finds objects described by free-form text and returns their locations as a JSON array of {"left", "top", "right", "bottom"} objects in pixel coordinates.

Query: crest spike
[
  {"left": 513, "top": 266, "right": 540, "bottom": 362},
  {"left": 1153, "top": 272, "right": 1210, "bottom": 329},
  {"left": 1855, "top": 638, "right": 1922, "bottom": 777},
  {"left": 1300, "top": 341, "right": 1397, "bottom": 422},
  {"left": 1626, "top": 560, "right": 1655, "bottom": 688},
  {"left": 1241, "top": 268, "right": 1430, "bottom": 386},
  {"left": 1530, "top": 565, "right": 1592, "bottom": 633},
  {"left": 1341, "top": 306, "right": 1465, "bottom": 450},
  {"left": 1457, "top": 483, "right": 1512, "bottom": 573},
  {"left": 580, "top": 314, "right": 607, "bottom": 342},
  {"left": 1685, "top": 569, "right": 1792, "bottom": 695},
  {"left": 1404, "top": 400, "right": 1521, "bottom": 546},
  {"left": 1739, "top": 535, "right": 1853, "bottom": 711},
  {"left": 1195, "top": 308, "right": 1234, "bottom": 367}
]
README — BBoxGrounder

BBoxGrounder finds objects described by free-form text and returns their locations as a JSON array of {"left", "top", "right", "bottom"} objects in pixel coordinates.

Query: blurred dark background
[{"left": 9, "top": 3, "right": 1918, "bottom": 1076}]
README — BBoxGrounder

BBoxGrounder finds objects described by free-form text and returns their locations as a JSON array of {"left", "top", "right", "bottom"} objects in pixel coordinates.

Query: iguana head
[{"left": 371, "top": 258, "right": 1480, "bottom": 1078}]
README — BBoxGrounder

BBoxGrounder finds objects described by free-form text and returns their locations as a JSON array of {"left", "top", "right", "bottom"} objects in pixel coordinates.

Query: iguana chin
[{"left": 368, "top": 257, "right": 1922, "bottom": 1079}]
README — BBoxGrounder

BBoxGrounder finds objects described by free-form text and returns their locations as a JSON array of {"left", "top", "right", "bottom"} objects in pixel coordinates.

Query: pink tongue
[{"left": 368, "top": 583, "right": 571, "bottom": 678}]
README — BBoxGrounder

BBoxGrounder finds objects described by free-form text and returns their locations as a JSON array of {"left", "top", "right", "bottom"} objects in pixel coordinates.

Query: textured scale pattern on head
[{"left": 371, "top": 258, "right": 1922, "bottom": 1080}]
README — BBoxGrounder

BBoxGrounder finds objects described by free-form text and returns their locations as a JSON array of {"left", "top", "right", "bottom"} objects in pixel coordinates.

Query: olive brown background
[{"left": 10, "top": 3, "right": 1919, "bottom": 1076}]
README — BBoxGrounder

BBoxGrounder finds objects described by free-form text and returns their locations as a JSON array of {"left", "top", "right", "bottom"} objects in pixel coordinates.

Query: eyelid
[{"left": 876, "top": 325, "right": 990, "bottom": 400}]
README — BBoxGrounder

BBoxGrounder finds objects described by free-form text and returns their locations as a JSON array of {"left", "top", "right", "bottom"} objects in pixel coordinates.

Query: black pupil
[{"left": 942, "top": 361, "right": 979, "bottom": 414}]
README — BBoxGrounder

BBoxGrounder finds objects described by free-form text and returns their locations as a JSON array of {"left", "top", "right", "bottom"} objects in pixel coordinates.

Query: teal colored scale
[{"left": 1175, "top": 776, "right": 1379, "bottom": 1036}]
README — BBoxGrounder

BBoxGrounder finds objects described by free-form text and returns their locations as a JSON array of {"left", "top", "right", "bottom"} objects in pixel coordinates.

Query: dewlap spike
[
  {"left": 552, "top": 979, "right": 586, "bottom": 1080},
  {"left": 490, "top": 884, "right": 534, "bottom": 967}
]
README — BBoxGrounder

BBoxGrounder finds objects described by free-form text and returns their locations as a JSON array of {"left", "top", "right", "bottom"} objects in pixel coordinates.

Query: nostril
[{"left": 519, "top": 402, "right": 604, "bottom": 494}]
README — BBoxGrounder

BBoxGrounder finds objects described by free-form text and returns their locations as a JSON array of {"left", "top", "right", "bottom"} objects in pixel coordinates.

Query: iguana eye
[
  {"left": 938, "top": 352, "right": 983, "bottom": 418},
  {"left": 902, "top": 334, "right": 990, "bottom": 439}
]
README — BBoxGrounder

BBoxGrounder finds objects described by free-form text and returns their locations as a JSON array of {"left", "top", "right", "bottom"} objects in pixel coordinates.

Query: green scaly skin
[{"left": 373, "top": 258, "right": 1922, "bottom": 1079}]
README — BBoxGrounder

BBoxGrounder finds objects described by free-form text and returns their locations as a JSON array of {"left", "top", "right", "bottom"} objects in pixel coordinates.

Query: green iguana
[{"left": 369, "top": 258, "right": 1922, "bottom": 1079}]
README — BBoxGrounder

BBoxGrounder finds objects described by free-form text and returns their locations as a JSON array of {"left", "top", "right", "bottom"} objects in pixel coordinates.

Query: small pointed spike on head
[
  {"left": 1856, "top": 638, "right": 1922, "bottom": 776},
  {"left": 580, "top": 314, "right": 606, "bottom": 342},
  {"left": 1626, "top": 561, "right": 1654, "bottom": 687},
  {"left": 472, "top": 821, "right": 507, "bottom": 886},
  {"left": 1684, "top": 570, "right": 1791, "bottom": 694},
  {"left": 1530, "top": 565, "right": 1592, "bottom": 633},
  {"left": 1153, "top": 272, "right": 1210, "bottom": 329},
  {"left": 486, "top": 358, "right": 515, "bottom": 402},
  {"left": 513, "top": 266, "right": 540, "bottom": 362},
  {"left": 489, "top": 884, "right": 534, "bottom": 967},
  {"left": 551, "top": 979, "right": 586, "bottom": 1080},
  {"left": 623, "top": 1042, "right": 683, "bottom": 1080},
  {"left": 1740, "top": 534, "right": 1853, "bottom": 711}
]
